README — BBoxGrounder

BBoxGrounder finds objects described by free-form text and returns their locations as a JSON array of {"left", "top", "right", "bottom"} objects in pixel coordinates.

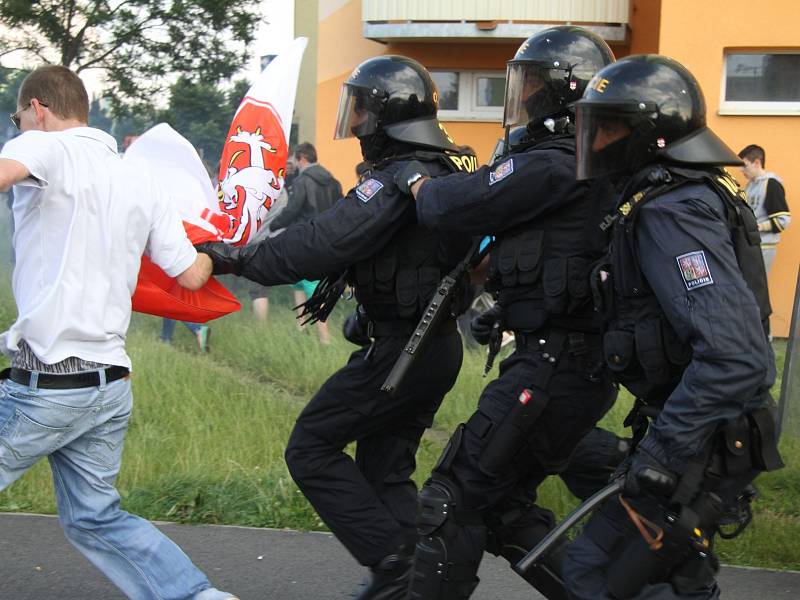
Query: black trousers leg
[{"left": 285, "top": 331, "right": 463, "bottom": 566}]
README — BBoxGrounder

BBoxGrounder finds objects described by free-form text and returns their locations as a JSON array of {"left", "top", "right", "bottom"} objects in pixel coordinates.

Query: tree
[
  {"left": 0, "top": 0, "right": 260, "bottom": 113},
  {"left": 159, "top": 75, "right": 251, "bottom": 169}
]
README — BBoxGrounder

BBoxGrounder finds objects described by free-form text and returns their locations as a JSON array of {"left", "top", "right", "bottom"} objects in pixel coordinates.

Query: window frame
[
  {"left": 431, "top": 69, "right": 506, "bottom": 122},
  {"left": 719, "top": 50, "right": 800, "bottom": 116}
]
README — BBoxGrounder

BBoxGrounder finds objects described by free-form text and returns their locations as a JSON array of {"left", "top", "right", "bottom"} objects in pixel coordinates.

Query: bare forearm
[{"left": 176, "top": 253, "right": 212, "bottom": 290}]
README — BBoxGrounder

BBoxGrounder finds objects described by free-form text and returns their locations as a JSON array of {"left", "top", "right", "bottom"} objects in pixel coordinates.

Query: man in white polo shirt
[{"left": 0, "top": 65, "right": 236, "bottom": 600}]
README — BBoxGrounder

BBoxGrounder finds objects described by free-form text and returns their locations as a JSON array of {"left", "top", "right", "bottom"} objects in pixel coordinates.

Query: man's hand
[
  {"left": 195, "top": 241, "right": 243, "bottom": 275},
  {"left": 617, "top": 447, "right": 677, "bottom": 498},
  {"left": 394, "top": 160, "right": 430, "bottom": 197},
  {"left": 470, "top": 305, "right": 503, "bottom": 345}
]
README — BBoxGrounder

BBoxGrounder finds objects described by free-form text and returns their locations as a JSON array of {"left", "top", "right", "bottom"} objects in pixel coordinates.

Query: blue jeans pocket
[
  {"left": 86, "top": 412, "right": 129, "bottom": 468},
  {"left": 0, "top": 407, "right": 72, "bottom": 466}
]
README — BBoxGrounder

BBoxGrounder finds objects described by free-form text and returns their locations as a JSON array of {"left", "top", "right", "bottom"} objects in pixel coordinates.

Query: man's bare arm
[
  {"left": 176, "top": 253, "right": 212, "bottom": 290},
  {"left": 0, "top": 158, "right": 31, "bottom": 192}
]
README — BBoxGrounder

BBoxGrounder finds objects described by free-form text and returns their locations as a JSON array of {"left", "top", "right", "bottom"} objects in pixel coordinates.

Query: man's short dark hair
[
  {"left": 738, "top": 144, "right": 766, "bottom": 167},
  {"left": 294, "top": 142, "right": 317, "bottom": 164},
  {"left": 18, "top": 65, "right": 89, "bottom": 123}
]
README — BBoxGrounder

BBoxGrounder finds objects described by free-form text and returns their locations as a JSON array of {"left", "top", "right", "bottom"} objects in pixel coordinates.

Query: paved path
[{"left": 2, "top": 513, "right": 799, "bottom": 599}]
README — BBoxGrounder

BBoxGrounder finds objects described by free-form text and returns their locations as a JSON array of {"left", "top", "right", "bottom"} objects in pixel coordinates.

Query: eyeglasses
[{"left": 10, "top": 99, "right": 48, "bottom": 130}]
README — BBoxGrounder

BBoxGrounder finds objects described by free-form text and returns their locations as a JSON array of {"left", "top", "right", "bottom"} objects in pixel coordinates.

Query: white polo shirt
[{"left": 0, "top": 127, "right": 196, "bottom": 368}]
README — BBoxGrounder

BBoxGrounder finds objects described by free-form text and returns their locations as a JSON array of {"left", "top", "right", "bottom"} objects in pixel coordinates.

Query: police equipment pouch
[
  {"left": 478, "top": 329, "right": 567, "bottom": 473},
  {"left": 382, "top": 237, "right": 486, "bottom": 394}
]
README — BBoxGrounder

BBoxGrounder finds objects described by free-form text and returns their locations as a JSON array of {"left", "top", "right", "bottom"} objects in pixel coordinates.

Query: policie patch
[
  {"left": 356, "top": 178, "right": 384, "bottom": 203},
  {"left": 676, "top": 250, "right": 714, "bottom": 290},
  {"left": 489, "top": 158, "right": 514, "bottom": 186}
]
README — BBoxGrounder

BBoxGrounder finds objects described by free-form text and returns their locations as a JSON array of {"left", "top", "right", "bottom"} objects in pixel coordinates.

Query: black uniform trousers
[
  {"left": 441, "top": 332, "right": 616, "bottom": 577},
  {"left": 285, "top": 329, "right": 463, "bottom": 567}
]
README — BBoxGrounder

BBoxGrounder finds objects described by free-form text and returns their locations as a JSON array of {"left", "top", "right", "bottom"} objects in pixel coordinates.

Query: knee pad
[{"left": 409, "top": 474, "right": 483, "bottom": 600}]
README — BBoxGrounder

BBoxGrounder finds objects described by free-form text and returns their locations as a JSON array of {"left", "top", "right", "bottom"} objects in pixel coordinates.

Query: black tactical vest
[
  {"left": 600, "top": 164, "right": 772, "bottom": 405},
  {"left": 486, "top": 136, "right": 617, "bottom": 332},
  {"left": 350, "top": 150, "right": 477, "bottom": 321}
]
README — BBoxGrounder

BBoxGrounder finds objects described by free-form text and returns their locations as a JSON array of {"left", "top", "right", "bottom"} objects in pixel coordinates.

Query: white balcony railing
[{"left": 362, "top": 0, "right": 630, "bottom": 43}]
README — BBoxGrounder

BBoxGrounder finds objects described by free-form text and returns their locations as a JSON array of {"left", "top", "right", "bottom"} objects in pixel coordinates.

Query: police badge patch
[
  {"left": 356, "top": 178, "right": 384, "bottom": 203},
  {"left": 676, "top": 250, "right": 714, "bottom": 290},
  {"left": 489, "top": 158, "right": 514, "bottom": 186}
]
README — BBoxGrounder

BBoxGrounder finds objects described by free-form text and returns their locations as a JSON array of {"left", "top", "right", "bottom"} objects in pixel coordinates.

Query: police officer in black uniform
[
  {"left": 562, "top": 55, "right": 784, "bottom": 600},
  {"left": 396, "top": 27, "right": 622, "bottom": 599},
  {"left": 198, "top": 56, "right": 478, "bottom": 600}
]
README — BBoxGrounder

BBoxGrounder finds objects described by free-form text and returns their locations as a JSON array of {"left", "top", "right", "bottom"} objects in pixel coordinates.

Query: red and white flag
[
  {"left": 217, "top": 36, "right": 308, "bottom": 245},
  {"left": 127, "top": 37, "right": 308, "bottom": 322}
]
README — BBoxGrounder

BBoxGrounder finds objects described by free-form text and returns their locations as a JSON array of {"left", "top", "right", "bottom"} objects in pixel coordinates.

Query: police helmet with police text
[
  {"left": 573, "top": 55, "right": 743, "bottom": 180},
  {"left": 503, "top": 26, "right": 615, "bottom": 128},
  {"left": 334, "top": 55, "right": 458, "bottom": 152}
]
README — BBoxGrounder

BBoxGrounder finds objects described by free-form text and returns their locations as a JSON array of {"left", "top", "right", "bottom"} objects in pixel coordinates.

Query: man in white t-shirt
[{"left": 0, "top": 65, "right": 236, "bottom": 600}]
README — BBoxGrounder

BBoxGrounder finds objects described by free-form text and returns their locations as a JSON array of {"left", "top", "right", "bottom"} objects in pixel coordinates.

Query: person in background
[
  {"left": 159, "top": 318, "right": 210, "bottom": 352},
  {"left": 738, "top": 144, "right": 791, "bottom": 273},
  {"left": 0, "top": 65, "right": 235, "bottom": 600},
  {"left": 270, "top": 142, "right": 342, "bottom": 344}
]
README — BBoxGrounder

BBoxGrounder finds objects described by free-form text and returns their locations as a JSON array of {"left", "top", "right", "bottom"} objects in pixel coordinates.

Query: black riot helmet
[
  {"left": 334, "top": 55, "right": 458, "bottom": 152},
  {"left": 503, "top": 26, "right": 614, "bottom": 128},
  {"left": 573, "top": 55, "right": 743, "bottom": 180}
]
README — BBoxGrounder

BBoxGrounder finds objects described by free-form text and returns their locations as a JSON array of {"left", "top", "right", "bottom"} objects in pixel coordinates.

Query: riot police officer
[
  {"left": 396, "top": 26, "right": 621, "bottom": 599},
  {"left": 562, "top": 55, "right": 784, "bottom": 599},
  {"left": 198, "top": 56, "right": 477, "bottom": 600}
]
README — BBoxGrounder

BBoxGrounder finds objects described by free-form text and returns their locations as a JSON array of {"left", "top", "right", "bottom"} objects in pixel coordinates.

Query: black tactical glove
[
  {"left": 470, "top": 304, "right": 503, "bottom": 346},
  {"left": 195, "top": 242, "right": 243, "bottom": 275},
  {"left": 342, "top": 306, "right": 371, "bottom": 346},
  {"left": 394, "top": 160, "right": 430, "bottom": 195},
  {"left": 616, "top": 447, "right": 677, "bottom": 498}
]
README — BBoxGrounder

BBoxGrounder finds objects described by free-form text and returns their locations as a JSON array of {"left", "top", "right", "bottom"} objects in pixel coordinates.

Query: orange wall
[
  {"left": 316, "top": 1, "right": 514, "bottom": 190},
  {"left": 657, "top": 0, "right": 800, "bottom": 336}
]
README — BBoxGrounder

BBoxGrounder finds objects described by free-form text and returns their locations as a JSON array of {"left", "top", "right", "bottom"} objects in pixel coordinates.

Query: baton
[{"left": 514, "top": 478, "right": 624, "bottom": 576}]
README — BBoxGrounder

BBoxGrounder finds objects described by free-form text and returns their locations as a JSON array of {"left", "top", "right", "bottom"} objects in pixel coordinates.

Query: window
[
  {"left": 720, "top": 52, "right": 800, "bottom": 115},
  {"left": 431, "top": 70, "right": 505, "bottom": 121}
]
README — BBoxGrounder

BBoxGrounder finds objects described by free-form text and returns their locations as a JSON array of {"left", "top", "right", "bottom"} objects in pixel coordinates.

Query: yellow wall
[{"left": 657, "top": 0, "right": 800, "bottom": 336}]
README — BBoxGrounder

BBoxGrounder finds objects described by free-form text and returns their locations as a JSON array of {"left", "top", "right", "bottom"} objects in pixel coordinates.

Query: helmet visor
[
  {"left": 503, "top": 63, "right": 570, "bottom": 127},
  {"left": 334, "top": 85, "right": 382, "bottom": 140},
  {"left": 575, "top": 104, "right": 637, "bottom": 180}
]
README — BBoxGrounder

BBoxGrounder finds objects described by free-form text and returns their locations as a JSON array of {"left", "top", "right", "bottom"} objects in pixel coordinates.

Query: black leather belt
[
  {"left": 367, "top": 318, "right": 457, "bottom": 338},
  {"left": 0, "top": 366, "right": 129, "bottom": 389}
]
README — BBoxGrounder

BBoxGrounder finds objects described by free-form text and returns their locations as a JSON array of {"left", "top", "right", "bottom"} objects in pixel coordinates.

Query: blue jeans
[
  {"left": 160, "top": 319, "right": 203, "bottom": 342},
  {"left": 0, "top": 374, "right": 223, "bottom": 600}
]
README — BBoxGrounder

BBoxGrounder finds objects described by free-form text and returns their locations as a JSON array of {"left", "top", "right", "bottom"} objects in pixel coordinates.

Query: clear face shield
[
  {"left": 503, "top": 63, "right": 570, "bottom": 127},
  {"left": 575, "top": 105, "right": 636, "bottom": 180},
  {"left": 334, "top": 84, "right": 382, "bottom": 140}
]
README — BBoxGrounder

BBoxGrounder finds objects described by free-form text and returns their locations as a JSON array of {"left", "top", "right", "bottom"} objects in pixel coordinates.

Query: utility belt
[{"left": 366, "top": 317, "right": 457, "bottom": 338}]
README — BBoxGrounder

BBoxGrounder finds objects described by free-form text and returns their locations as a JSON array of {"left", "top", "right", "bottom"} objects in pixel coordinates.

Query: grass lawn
[{"left": 0, "top": 275, "right": 797, "bottom": 570}]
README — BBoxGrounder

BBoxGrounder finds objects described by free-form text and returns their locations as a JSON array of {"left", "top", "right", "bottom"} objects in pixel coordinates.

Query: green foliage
[
  {"left": 158, "top": 76, "right": 251, "bottom": 166},
  {"left": 0, "top": 0, "right": 260, "bottom": 113}
]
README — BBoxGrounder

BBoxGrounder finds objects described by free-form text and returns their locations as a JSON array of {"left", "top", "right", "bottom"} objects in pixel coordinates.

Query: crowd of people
[{"left": 0, "top": 23, "right": 790, "bottom": 600}]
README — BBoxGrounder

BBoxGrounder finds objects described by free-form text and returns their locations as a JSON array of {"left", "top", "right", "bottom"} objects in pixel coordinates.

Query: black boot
[{"left": 352, "top": 549, "right": 413, "bottom": 600}]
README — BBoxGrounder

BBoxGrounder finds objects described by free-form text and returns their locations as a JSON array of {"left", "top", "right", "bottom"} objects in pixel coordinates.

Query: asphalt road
[{"left": 1, "top": 513, "right": 799, "bottom": 599}]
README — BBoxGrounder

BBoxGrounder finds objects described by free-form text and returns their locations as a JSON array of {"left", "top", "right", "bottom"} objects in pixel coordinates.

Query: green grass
[{"left": 0, "top": 261, "right": 797, "bottom": 569}]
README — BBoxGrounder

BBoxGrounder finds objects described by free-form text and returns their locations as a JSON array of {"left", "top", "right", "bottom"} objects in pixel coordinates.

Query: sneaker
[
  {"left": 195, "top": 588, "right": 239, "bottom": 600},
  {"left": 196, "top": 325, "right": 210, "bottom": 352}
]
